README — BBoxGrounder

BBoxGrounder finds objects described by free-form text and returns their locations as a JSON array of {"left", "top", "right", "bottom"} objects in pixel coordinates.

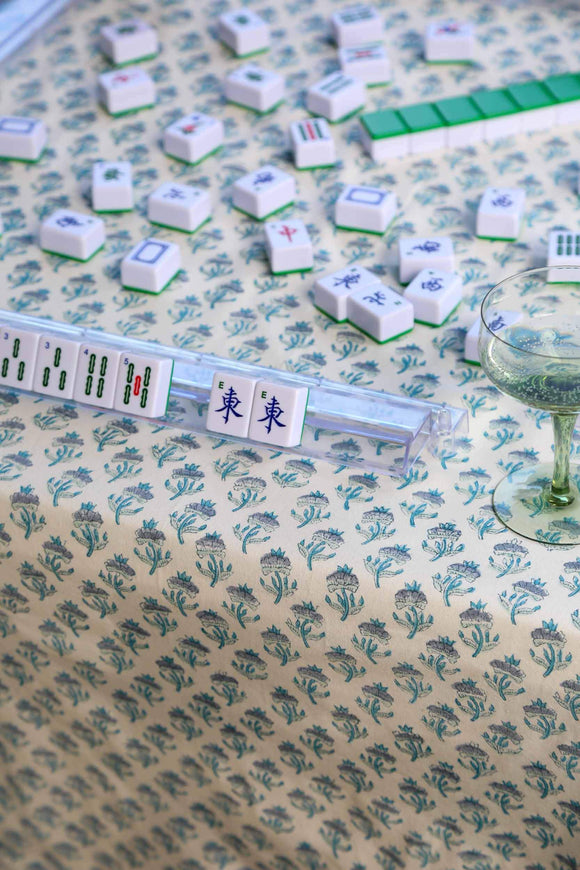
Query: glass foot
[{"left": 493, "top": 463, "right": 580, "bottom": 545}]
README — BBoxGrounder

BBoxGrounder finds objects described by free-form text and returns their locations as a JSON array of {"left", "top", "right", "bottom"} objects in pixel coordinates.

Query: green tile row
[{"left": 360, "top": 72, "right": 580, "bottom": 140}]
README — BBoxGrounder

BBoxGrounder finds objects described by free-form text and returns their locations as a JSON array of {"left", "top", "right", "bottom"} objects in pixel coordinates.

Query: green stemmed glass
[{"left": 479, "top": 266, "right": 580, "bottom": 544}]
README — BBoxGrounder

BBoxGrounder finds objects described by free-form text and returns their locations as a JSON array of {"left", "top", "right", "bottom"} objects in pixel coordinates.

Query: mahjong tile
[
  {"left": 32, "top": 335, "right": 81, "bottom": 399},
  {"left": 113, "top": 352, "right": 174, "bottom": 418},
  {"left": 73, "top": 345, "right": 123, "bottom": 409}
]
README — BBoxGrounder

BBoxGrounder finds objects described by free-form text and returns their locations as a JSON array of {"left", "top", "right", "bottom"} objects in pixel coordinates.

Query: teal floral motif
[
  {"left": 259, "top": 548, "right": 297, "bottom": 604},
  {"left": 191, "top": 531, "right": 231, "bottom": 588},
  {"left": 392, "top": 582, "right": 434, "bottom": 639},
  {"left": 325, "top": 565, "right": 364, "bottom": 621},
  {"left": 530, "top": 620, "right": 573, "bottom": 677}
]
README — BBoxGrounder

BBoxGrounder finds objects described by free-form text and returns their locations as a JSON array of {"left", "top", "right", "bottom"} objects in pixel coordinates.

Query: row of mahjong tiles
[{"left": 0, "top": 320, "right": 311, "bottom": 446}]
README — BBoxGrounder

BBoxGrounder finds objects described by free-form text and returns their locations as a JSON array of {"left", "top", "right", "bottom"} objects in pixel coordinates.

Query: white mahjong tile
[
  {"left": 0, "top": 115, "right": 47, "bottom": 161},
  {"left": 464, "top": 309, "right": 522, "bottom": 364},
  {"left": 113, "top": 353, "right": 173, "bottom": 417},
  {"left": 547, "top": 230, "right": 580, "bottom": 283},
  {"left": 424, "top": 20, "right": 474, "bottom": 62},
  {"left": 0, "top": 326, "right": 42, "bottom": 390},
  {"left": 217, "top": 9, "right": 270, "bottom": 57},
  {"left": 404, "top": 268, "right": 463, "bottom": 326},
  {"left": 99, "top": 19, "right": 158, "bottom": 65},
  {"left": 148, "top": 182, "right": 211, "bottom": 233},
  {"left": 206, "top": 372, "right": 260, "bottom": 437},
  {"left": 347, "top": 284, "right": 414, "bottom": 343},
  {"left": 98, "top": 67, "right": 155, "bottom": 116},
  {"left": 40, "top": 210, "right": 105, "bottom": 261},
  {"left": 314, "top": 265, "right": 380, "bottom": 321},
  {"left": 92, "top": 161, "right": 133, "bottom": 212},
  {"left": 248, "top": 380, "right": 309, "bottom": 447},
  {"left": 338, "top": 42, "right": 391, "bottom": 85},
  {"left": 32, "top": 335, "right": 81, "bottom": 399},
  {"left": 335, "top": 184, "right": 397, "bottom": 234},
  {"left": 163, "top": 112, "right": 224, "bottom": 165},
  {"left": 476, "top": 187, "right": 526, "bottom": 241},
  {"left": 398, "top": 236, "right": 454, "bottom": 283},
  {"left": 331, "top": 5, "right": 381, "bottom": 47},
  {"left": 289, "top": 118, "right": 336, "bottom": 169},
  {"left": 232, "top": 164, "right": 295, "bottom": 219},
  {"left": 72, "top": 345, "right": 123, "bottom": 409},
  {"left": 306, "top": 72, "right": 365, "bottom": 123},
  {"left": 121, "top": 237, "right": 181, "bottom": 294},
  {"left": 264, "top": 219, "right": 313, "bottom": 273},
  {"left": 224, "top": 64, "right": 284, "bottom": 113}
]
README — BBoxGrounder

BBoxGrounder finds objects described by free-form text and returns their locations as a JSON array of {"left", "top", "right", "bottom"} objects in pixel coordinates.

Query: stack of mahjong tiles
[{"left": 359, "top": 72, "right": 580, "bottom": 161}]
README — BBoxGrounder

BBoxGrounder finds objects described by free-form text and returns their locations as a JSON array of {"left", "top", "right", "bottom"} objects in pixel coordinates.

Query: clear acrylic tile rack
[{"left": 0, "top": 310, "right": 468, "bottom": 476}]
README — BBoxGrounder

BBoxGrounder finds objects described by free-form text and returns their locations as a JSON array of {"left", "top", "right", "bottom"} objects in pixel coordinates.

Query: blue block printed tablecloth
[{"left": 0, "top": 1, "right": 580, "bottom": 868}]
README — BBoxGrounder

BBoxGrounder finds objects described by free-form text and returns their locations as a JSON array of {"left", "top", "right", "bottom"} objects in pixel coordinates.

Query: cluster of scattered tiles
[{"left": 360, "top": 72, "right": 580, "bottom": 160}]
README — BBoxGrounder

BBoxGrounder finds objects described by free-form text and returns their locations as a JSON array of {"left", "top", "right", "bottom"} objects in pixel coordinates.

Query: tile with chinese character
[
  {"left": 92, "top": 161, "right": 133, "bottom": 212},
  {"left": 113, "top": 352, "right": 174, "bottom": 418},
  {"left": 163, "top": 112, "right": 224, "bottom": 165},
  {"left": 289, "top": 118, "right": 336, "bottom": 169},
  {"left": 148, "top": 182, "right": 211, "bottom": 233},
  {"left": 264, "top": 219, "right": 313, "bottom": 274},
  {"left": 306, "top": 72, "right": 365, "bottom": 123},
  {"left": 0, "top": 115, "right": 47, "bottom": 162},
  {"left": 40, "top": 210, "right": 105, "bottom": 261},
  {"left": 224, "top": 64, "right": 284, "bottom": 113},
  {"left": 98, "top": 67, "right": 155, "bottom": 116},
  {"left": 121, "top": 238, "right": 181, "bottom": 294},
  {"left": 206, "top": 372, "right": 260, "bottom": 437},
  {"left": 476, "top": 187, "right": 525, "bottom": 241},
  {"left": 347, "top": 284, "right": 414, "bottom": 343},
  {"left": 398, "top": 236, "right": 454, "bottom": 283},
  {"left": 99, "top": 19, "right": 158, "bottom": 65},
  {"left": 464, "top": 310, "right": 522, "bottom": 364},
  {"left": 218, "top": 9, "right": 270, "bottom": 57},
  {"left": 404, "top": 268, "right": 462, "bottom": 326},
  {"left": 314, "top": 265, "right": 380, "bottom": 321},
  {"left": 335, "top": 184, "right": 397, "bottom": 234},
  {"left": 248, "top": 381, "right": 309, "bottom": 447},
  {"left": 232, "top": 165, "right": 295, "bottom": 220}
]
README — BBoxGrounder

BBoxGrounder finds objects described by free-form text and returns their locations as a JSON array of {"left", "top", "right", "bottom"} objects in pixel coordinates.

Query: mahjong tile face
[
  {"left": 0, "top": 327, "right": 42, "bottom": 390},
  {"left": 32, "top": 335, "right": 81, "bottom": 399},
  {"left": 113, "top": 353, "right": 174, "bottom": 417}
]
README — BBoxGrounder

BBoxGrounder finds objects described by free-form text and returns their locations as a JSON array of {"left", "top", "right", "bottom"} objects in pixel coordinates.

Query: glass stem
[{"left": 550, "top": 413, "right": 577, "bottom": 507}]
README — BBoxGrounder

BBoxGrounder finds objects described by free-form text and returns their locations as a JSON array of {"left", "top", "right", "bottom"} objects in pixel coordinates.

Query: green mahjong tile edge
[
  {"left": 347, "top": 324, "right": 414, "bottom": 344},
  {"left": 149, "top": 216, "right": 212, "bottom": 235},
  {"left": 543, "top": 73, "right": 580, "bottom": 103},
  {"left": 92, "top": 207, "right": 134, "bottom": 214},
  {"left": 325, "top": 106, "right": 365, "bottom": 124},
  {"left": 313, "top": 305, "right": 346, "bottom": 323},
  {"left": 122, "top": 269, "right": 181, "bottom": 295},
  {"left": 108, "top": 52, "right": 159, "bottom": 68},
  {"left": 424, "top": 58, "right": 474, "bottom": 65},
  {"left": 294, "top": 162, "right": 338, "bottom": 171},
  {"left": 227, "top": 98, "right": 285, "bottom": 115},
  {"left": 360, "top": 109, "right": 409, "bottom": 141},
  {"left": 0, "top": 149, "right": 47, "bottom": 163},
  {"left": 232, "top": 202, "right": 295, "bottom": 221},
  {"left": 475, "top": 233, "right": 519, "bottom": 242},
  {"left": 226, "top": 46, "right": 269, "bottom": 59},
  {"left": 298, "top": 388, "right": 310, "bottom": 446},
  {"left": 40, "top": 243, "right": 105, "bottom": 263},
  {"left": 413, "top": 301, "right": 462, "bottom": 328},
  {"left": 105, "top": 104, "right": 156, "bottom": 118},
  {"left": 271, "top": 266, "right": 314, "bottom": 275},
  {"left": 335, "top": 224, "right": 388, "bottom": 237},
  {"left": 163, "top": 360, "right": 175, "bottom": 416},
  {"left": 165, "top": 145, "right": 223, "bottom": 166}
]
